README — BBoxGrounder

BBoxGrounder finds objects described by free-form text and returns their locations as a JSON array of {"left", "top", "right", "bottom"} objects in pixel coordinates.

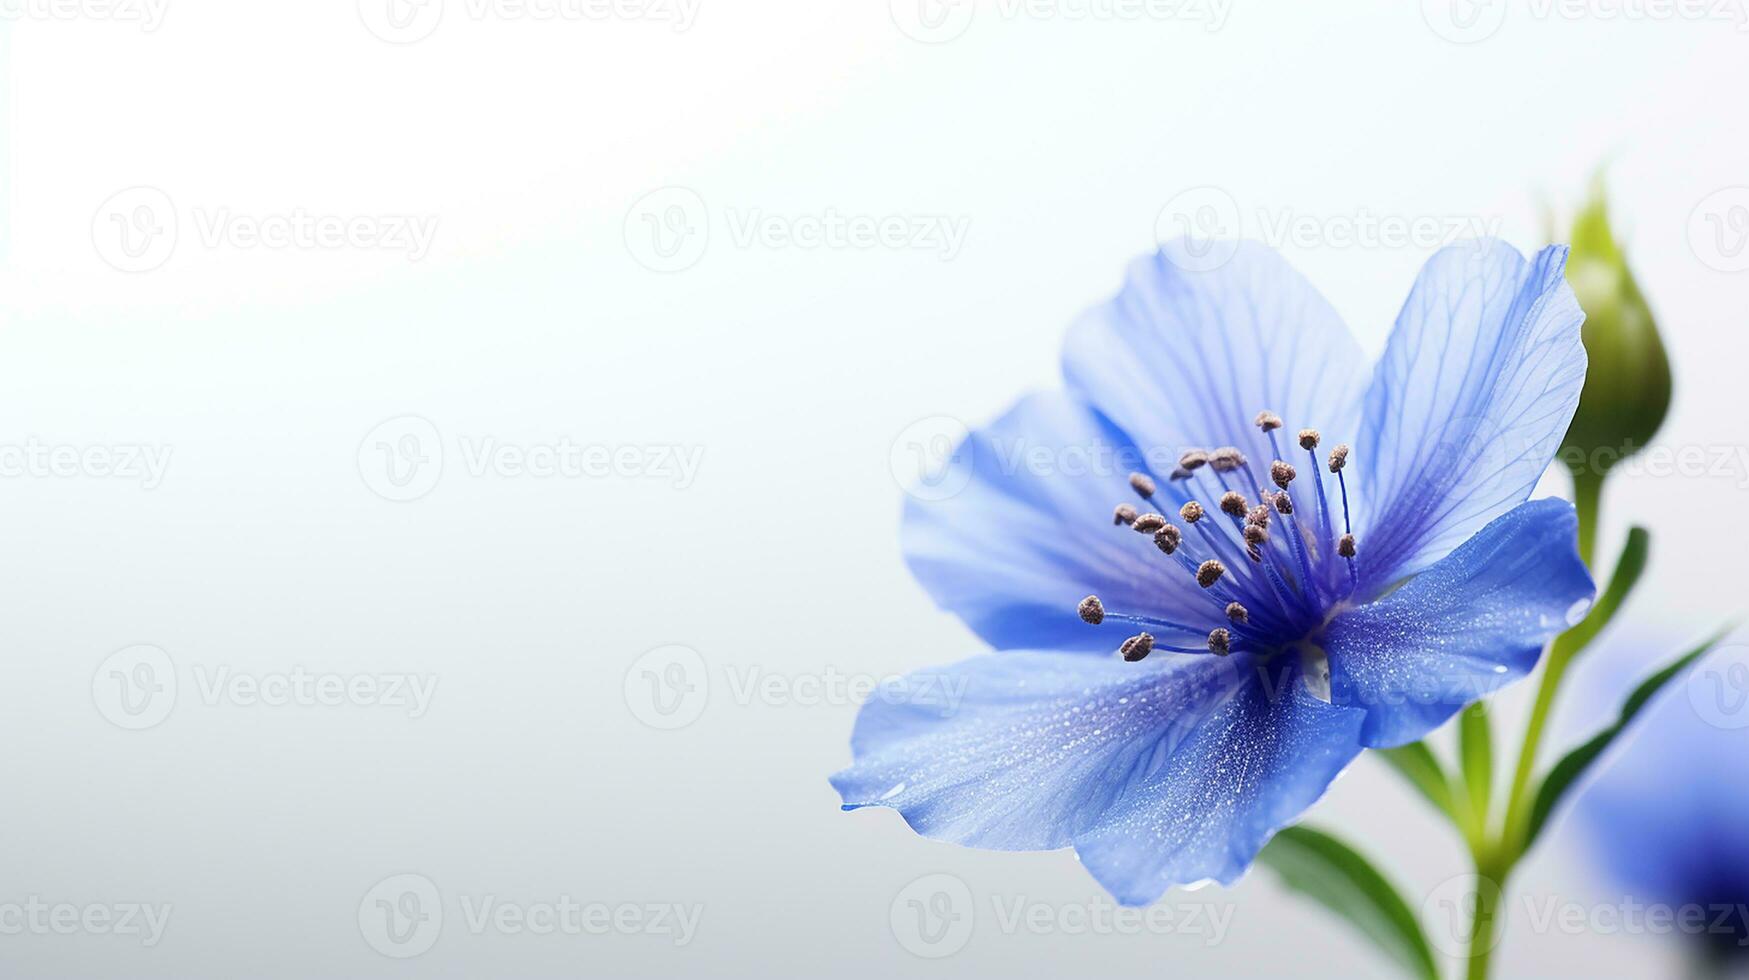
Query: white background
[{"left": 2, "top": 1, "right": 1748, "bottom": 976}]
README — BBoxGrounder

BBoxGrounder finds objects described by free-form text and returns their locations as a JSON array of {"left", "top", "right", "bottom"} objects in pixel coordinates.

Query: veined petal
[
  {"left": 1071, "top": 655, "right": 1365, "bottom": 905},
  {"left": 901, "top": 390, "right": 1214, "bottom": 653},
  {"left": 1353, "top": 241, "right": 1586, "bottom": 590},
  {"left": 1061, "top": 242, "right": 1369, "bottom": 473},
  {"left": 831, "top": 651, "right": 1251, "bottom": 851},
  {"left": 833, "top": 650, "right": 1365, "bottom": 905},
  {"left": 1324, "top": 498, "right": 1594, "bottom": 748}
]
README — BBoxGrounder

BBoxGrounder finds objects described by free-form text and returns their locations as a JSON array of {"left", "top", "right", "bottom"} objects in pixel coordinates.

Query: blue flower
[
  {"left": 1573, "top": 640, "right": 1749, "bottom": 959},
  {"left": 833, "top": 240, "right": 1598, "bottom": 906}
]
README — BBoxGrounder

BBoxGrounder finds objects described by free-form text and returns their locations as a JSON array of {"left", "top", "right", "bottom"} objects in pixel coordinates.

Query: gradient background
[{"left": 3, "top": 2, "right": 1748, "bottom": 976}]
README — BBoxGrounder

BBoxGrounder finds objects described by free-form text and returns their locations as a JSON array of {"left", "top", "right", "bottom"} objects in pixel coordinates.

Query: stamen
[
  {"left": 1180, "top": 501, "right": 1205, "bottom": 524},
  {"left": 1243, "top": 524, "right": 1268, "bottom": 548},
  {"left": 1197, "top": 559, "right": 1226, "bottom": 588},
  {"left": 1120, "top": 633, "right": 1154, "bottom": 662},
  {"left": 1113, "top": 504, "right": 1138, "bottom": 526},
  {"left": 1169, "top": 467, "right": 1195, "bottom": 481},
  {"left": 1128, "top": 471, "right": 1157, "bottom": 499},
  {"left": 1328, "top": 443, "right": 1350, "bottom": 473},
  {"left": 1298, "top": 429, "right": 1321, "bottom": 451},
  {"left": 1154, "top": 525, "right": 1182, "bottom": 555},
  {"left": 1254, "top": 411, "right": 1283, "bottom": 432},
  {"left": 1078, "top": 595, "right": 1105, "bottom": 625},
  {"left": 1207, "top": 628, "right": 1231, "bottom": 656},
  {"left": 1179, "top": 449, "right": 1209, "bottom": 472},
  {"left": 1271, "top": 460, "right": 1297, "bottom": 489},
  {"left": 1132, "top": 513, "right": 1168, "bottom": 534},
  {"left": 1338, "top": 534, "right": 1357, "bottom": 558},
  {"left": 1246, "top": 504, "right": 1272, "bottom": 527},
  {"left": 1209, "top": 447, "right": 1246, "bottom": 473},
  {"left": 1219, "top": 491, "right": 1249, "bottom": 518},
  {"left": 1225, "top": 602, "right": 1249, "bottom": 623},
  {"left": 1272, "top": 491, "right": 1294, "bottom": 516}
]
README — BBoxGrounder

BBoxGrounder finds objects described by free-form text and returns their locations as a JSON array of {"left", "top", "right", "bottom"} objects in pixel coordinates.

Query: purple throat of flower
[{"left": 1079, "top": 410, "right": 1361, "bottom": 663}]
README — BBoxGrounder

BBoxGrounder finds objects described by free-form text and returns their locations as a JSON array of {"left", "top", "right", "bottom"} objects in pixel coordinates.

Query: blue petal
[
  {"left": 1576, "top": 645, "right": 1749, "bottom": 911},
  {"left": 1061, "top": 242, "right": 1369, "bottom": 472},
  {"left": 901, "top": 390, "right": 1216, "bottom": 654},
  {"left": 1352, "top": 241, "right": 1587, "bottom": 591},
  {"left": 831, "top": 651, "right": 1366, "bottom": 906},
  {"left": 1072, "top": 657, "right": 1365, "bottom": 905},
  {"left": 1323, "top": 498, "right": 1594, "bottom": 748}
]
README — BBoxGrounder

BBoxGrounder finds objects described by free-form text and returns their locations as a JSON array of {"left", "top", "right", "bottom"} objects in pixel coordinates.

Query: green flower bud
[{"left": 1559, "top": 176, "right": 1672, "bottom": 481}]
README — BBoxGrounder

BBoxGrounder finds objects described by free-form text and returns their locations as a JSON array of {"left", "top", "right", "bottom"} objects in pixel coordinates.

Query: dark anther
[
  {"left": 1270, "top": 460, "right": 1297, "bottom": 489},
  {"left": 1078, "top": 595, "right": 1105, "bottom": 625},
  {"left": 1120, "top": 632, "right": 1155, "bottom": 662}
]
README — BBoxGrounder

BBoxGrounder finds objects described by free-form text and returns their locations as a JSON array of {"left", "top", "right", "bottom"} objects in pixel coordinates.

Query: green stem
[
  {"left": 1465, "top": 471, "right": 1605, "bottom": 978},
  {"left": 1464, "top": 857, "right": 1503, "bottom": 980},
  {"left": 1572, "top": 471, "right": 1602, "bottom": 568}
]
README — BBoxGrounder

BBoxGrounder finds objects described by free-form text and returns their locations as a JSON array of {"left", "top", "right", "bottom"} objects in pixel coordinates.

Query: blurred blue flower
[
  {"left": 833, "top": 240, "right": 1598, "bottom": 906},
  {"left": 1574, "top": 640, "right": 1749, "bottom": 963}
]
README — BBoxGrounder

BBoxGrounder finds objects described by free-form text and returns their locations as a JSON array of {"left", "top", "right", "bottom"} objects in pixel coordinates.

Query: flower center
[{"left": 1079, "top": 410, "right": 1360, "bottom": 661}]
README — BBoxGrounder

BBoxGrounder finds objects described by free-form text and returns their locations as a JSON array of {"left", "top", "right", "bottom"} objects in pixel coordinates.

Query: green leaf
[
  {"left": 1522, "top": 624, "right": 1735, "bottom": 853},
  {"left": 1459, "top": 701, "right": 1493, "bottom": 831},
  {"left": 1377, "top": 741, "right": 1458, "bottom": 825},
  {"left": 1584, "top": 527, "right": 1649, "bottom": 642},
  {"left": 1258, "top": 826, "right": 1439, "bottom": 980}
]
